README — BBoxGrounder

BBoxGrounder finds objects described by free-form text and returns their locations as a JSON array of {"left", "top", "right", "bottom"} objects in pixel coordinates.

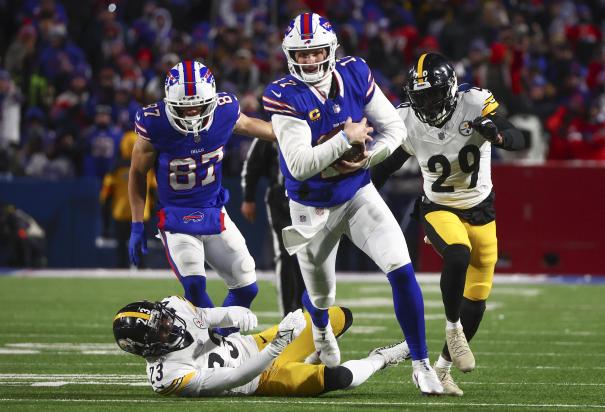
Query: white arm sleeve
[
  {"left": 184, "top": 346, "right": 277, "bottom": 395},
  {"left": 272, "top": 114, "right": 351, "bottom": 181},
  {"left": 363, "top": 86, "right": 407, "bottom": 168}
]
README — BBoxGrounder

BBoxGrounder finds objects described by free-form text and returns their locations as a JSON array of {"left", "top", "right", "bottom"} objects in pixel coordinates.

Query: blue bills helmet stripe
[
  {"left": 183, "top": 60, "right": 196, "bottom": 96},
  {"left": 301, "top": 12, "right": 313, "bottom": 39}
]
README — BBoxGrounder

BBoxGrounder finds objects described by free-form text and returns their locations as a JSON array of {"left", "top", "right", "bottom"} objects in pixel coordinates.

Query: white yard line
[{"left": 0, "top": 398, "right": 603, "bottom": 408}]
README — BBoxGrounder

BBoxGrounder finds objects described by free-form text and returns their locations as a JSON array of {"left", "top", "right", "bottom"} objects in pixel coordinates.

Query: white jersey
[
  {"left": 398, "top": 87, "right": 499, "bottom": 209},
  {"left": 145, "top": 296, "right": 260, "bottom": 396}
]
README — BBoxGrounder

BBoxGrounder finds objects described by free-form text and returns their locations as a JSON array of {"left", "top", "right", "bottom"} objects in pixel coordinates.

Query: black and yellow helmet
[
  {"left": 405, "top": 53, "right": 458, "bottom": 127},
  {"left": 112, "top": 301, "right": 192, "bottom": 357}
]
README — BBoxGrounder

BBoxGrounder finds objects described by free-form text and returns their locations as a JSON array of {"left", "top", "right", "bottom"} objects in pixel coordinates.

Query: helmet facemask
[
  {"left": 284, "top": 42, "right": 338, "bottom": 84},
  {"left": 165, "top": 94, "right": 217, "bottom": 135},
  {"left": 408, "top": 76, "right": 457, "bottom": 127}
]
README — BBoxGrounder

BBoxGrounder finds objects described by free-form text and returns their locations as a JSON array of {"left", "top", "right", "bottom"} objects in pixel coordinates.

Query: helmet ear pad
[{"left": 405, "top": 53, "right": 458, "bottom": 127}]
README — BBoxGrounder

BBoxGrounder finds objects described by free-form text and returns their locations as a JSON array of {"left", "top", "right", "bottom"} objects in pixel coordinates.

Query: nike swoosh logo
[
  {"left": 271, "top": 90, "right": 282, "bottom": 98},
  {"left": 136, "top": 113, "right": 141, "bottom": 121},
  {"left": 259, "top": 335, "right": 267, "bottom": 344}
]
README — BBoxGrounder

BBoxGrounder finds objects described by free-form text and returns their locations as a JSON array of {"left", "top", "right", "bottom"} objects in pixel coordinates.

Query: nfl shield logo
[{"left": 332, "top": 104, "right": 341, "bottom": 114}]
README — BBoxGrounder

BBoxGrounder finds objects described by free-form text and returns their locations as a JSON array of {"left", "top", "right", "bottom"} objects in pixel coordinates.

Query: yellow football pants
[
  {"left": 252, "top": 306, "right": 347, "bottom": 396},
  {"left": 424, "top": 211, "right": 498, "bottom": 301}
]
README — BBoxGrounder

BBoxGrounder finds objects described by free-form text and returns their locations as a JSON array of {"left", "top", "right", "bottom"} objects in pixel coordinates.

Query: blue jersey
[
  {"left": 134, "top": 93, "right": 240, "bottom": 211},
  {"left": 262, "top": 56, "right": 376, "bottom": 207}
]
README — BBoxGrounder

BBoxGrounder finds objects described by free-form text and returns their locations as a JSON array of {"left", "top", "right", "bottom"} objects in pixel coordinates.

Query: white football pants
[
  {"left": 288, "top": 183, "right": 411, "bottom": 309},
  {"left": 158, "top": 210, "right": 256, "bottom": 289}
]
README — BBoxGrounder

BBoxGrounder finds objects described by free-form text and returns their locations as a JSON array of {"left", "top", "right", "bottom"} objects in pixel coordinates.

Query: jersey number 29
[{"left": 428, "top": 145, "right": 480, "bottom": 192}]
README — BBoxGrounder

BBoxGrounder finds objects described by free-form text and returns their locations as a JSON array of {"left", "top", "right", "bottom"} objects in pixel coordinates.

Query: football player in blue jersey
[
  {"left": 262, "top": 13, "right": 443, "bottom": 395},
  {"left": 128, "top": 60, "right": 276, "bottom": 331}
]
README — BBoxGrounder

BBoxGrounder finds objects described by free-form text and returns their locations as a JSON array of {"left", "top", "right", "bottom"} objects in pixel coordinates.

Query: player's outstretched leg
[
  {"left": 180, "top": 275, "right": 214, "bottom": 308},
  {"left": 386, "top": 263, "right": 443, "bottom": 395},
  {"left": 302, "top": 290, "right": 340, "bottom": 367}
]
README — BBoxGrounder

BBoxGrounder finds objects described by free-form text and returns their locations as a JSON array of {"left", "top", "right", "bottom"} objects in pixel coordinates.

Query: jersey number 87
[{"left": 169, "top": 146, "right": 224, "bottom": 190}]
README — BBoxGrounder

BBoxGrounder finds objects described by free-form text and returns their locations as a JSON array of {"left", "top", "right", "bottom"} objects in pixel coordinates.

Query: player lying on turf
[{"left": 113, "top": 296, "right": 410, "bottom": 396}]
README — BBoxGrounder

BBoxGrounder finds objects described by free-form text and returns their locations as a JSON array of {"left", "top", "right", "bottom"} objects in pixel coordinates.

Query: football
[{"left": 317, "top": 125, "right": 365, "bottom": 163}]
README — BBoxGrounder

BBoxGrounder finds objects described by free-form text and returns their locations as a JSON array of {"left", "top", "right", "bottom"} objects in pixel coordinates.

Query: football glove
[
  {"left": 471, "top": 116, "right": 501, "bottom": 144},
  {"left": 128, "top": 222, "right": 147, "bottom": 267},
  {"left": 266, "top": 309, "right": 306, "bottom": 357},
  {"left": 224, "top": 307, "right": 258, "bottom": 332}
]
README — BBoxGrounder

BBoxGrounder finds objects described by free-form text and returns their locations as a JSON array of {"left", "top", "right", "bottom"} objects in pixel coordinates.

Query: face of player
[
  {"left": 295, "top": 48, "right": 328, "bottom": 74},
  {"left": 175, "top": 105, "right": 203, "bottom": 118}
]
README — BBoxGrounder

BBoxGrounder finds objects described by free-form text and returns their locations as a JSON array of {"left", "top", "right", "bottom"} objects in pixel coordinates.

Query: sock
[
  {"left": 435, "top": 354, "right": 453, "bottom": 370},
  {"left": 440, "top": 244, "right": 471, "bottom": 322},
  {"left": 222, "top": 282, "right": 259, "bottom": 308},
  {"left": 302, "top": 290, "right": 329, "bottom": 328},
  {"left": 216, "top": 282, "right": 259, "bottom": 336},
  {"left": 386, "top": 263, "right": 428, "bottom": 360},
  {"left": 323, "top": 366, "right": 353, "bottom": 392},
  {"left": 340, "top": 359, "right": 383, "bottom": 388},
  {"left": 180, "top": 275, "right": 214, "bottom": 308},
  {"left": 446, "top": 320, "right": 462, "bottom": 330},
  {"left": 442, "top": 297, "right": 487, "bottom": 359}
]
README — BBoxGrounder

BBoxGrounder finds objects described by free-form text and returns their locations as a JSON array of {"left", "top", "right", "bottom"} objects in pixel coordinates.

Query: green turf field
[{"left": 1, "top": 275, "right": 604, "bottom": 411}]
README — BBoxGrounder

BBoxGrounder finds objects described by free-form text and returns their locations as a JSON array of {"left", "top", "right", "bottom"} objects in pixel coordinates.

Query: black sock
[
  {"left": 323, "top": 366, "right": 353, "bottom": 392},
  {"left": 440, "top": 244, "right": 471, "bottom": 322},
  {"left": 442, "top": 297, "right": 487, "bottom": 360}
]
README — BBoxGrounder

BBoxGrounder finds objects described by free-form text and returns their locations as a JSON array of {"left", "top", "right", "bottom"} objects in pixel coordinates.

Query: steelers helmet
[
  {"left": 113, "top": 300, "right": 192, "bottom": 357},
  {"left": 405, "top": 53, "right": 458, "bottom": 127}
]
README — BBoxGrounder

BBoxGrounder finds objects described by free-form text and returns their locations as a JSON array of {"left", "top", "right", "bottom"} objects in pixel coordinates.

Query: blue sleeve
[
  {"left": 262, "top": 81, "right": 305, "bottom": 120},
  {"left": 216, "top": 92, "right": 241, "bottom": 126},
  {"left": 344, "top": 57, "right": 376, "bottom": 105},
  {"left": 134, "top": 107, "right": 151, "bottom": 141}
]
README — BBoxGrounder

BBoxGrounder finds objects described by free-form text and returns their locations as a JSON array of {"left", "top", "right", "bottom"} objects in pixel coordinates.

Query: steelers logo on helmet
[
  {"left": 282, "top": 13, "right": 339, "bottom": 84},
  {"left": 164, "top": 60, "right": 217, "bottom": 135},
  {"left": 405, "top": 53, "right": 458, "bottom": 127}
]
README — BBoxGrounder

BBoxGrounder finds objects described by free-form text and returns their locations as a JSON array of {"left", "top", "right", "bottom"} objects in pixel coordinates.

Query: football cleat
[
  {"left": 412, "top": 360, "right": 444, "bottom": 396},
  {"left": 446, "top": 326, "right": 475, "bottom": 372},
  {"left": 368, "top": 340, "right": 410, "bottom": 369},
  {"left": 306, "top": 322, "right": 340, "bottom": 367},
  {"left": 434, "top": 364, "right": 464, "bottom": 396}
]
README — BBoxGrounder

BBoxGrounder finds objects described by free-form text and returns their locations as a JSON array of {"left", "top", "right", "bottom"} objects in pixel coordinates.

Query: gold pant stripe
[
  {"left": 424, "top": 211, "right": 497, "bottom": 301},
  {"left": 253, "top": 307, "right": 346, "bottom": 396}
]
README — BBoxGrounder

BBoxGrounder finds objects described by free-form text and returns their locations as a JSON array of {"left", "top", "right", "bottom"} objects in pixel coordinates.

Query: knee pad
[
  {"left": 239, "top": 254, "right": 256, "bottom": 274},
  {"left": 175, "top": 250, "right": 205, "bottom": 276},
  {"left": 443, "top": 244, "right": 471, "bottom": 273},
  {"left": 323, "top": 366, "right": 353, "bottom": 392}
]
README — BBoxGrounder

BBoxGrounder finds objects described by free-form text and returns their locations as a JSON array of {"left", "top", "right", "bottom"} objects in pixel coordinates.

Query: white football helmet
[
  {"left": 282, "top": 13, "right": 338, "bottom": 84},
  {"left": 164, "top": 60, "right": 217, "bottom": 135}
]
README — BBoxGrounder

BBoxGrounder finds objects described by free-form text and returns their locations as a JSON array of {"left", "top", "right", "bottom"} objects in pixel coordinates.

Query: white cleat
[
  {"left": 446, "top": 326, "right": 475, "bottom": 372},
  {"left": 306, "top": 323, "right": 340, "bottom": 367},
  {"left": 412, "top": 360, "right": 444, "bottom": 396},
  {"left": 368, "top": 340, "right": 410, "bottom": 369}
]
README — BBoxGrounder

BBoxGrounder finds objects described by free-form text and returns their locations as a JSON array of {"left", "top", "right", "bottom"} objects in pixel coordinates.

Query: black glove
[{"left": 471, "top": 116, "right": 501, "bottom": 144}]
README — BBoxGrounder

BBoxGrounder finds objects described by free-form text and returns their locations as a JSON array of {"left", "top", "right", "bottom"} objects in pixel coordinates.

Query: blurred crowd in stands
[{"left": 1, "top": 0, "right": 605, "bottom": 184}]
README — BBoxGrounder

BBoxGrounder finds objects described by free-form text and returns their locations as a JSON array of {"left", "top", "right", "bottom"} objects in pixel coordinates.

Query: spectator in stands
[
  {"left": 0, "top": 70, "right": 22, "bottom": 148},
  {"left": 82, "top": 105, "right": 123, "bottom": 180}
]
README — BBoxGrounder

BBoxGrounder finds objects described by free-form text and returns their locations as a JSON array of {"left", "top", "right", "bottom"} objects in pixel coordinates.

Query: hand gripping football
[{"left": 317, "top": 124, "right": 365, "bottom": 163}]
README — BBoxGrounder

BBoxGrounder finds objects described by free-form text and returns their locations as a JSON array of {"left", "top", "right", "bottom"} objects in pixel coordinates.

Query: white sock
[
  {"left": 341, "top": 358, "right": 383, "bottom": 388},
  {"left": 446, "top": 319, "right": 462, "bottom": 330},
  {"left": 435, "top": 354, "right": 452, "bottom": 370},
  {"left": 412, "top": 358, "right": 431, "bottom": 370}
]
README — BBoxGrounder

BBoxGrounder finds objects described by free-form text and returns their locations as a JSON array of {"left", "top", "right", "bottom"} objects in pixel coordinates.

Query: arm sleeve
[
  {"left": 241, "top": 139, "right": 270, "bottom": 202},
  {"left": 183, "top": 346, "right": 276, "bottom": 395},
  {"left": 489, "top": 113, "right": 528, "bottom": 151},
  {"left": 272, "top": 114, "right": 352, "bottom": 181},
  {"left": 363, "top": 86, "right": 407, "bottom": 168},
  {"left": 370, "top": 146, "right": 411, "bottom": 190}
]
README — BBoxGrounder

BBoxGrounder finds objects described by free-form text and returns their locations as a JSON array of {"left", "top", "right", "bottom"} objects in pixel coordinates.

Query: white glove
[
  {"left": 266, "top": 309, "right": 307, "bottom": 357},
  {"left": 204, "top": 306, "right": 258, "bottom": 332}
]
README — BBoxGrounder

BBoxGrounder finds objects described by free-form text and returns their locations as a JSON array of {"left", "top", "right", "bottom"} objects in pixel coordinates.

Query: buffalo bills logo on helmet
[
  {"left": 165, "top": 70, "right": 179, "bottom": 87},
  {"left": 199, "top": 66, "right": 214, "bottom": 84},
  {"left": 319, "top": 18, "right": 333, "bottom": 32},
  {"left": 183, "top": 211, "right": 205, "bottom": 223}
]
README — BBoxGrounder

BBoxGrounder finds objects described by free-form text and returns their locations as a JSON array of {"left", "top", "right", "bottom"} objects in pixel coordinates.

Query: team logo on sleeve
[
  {"left": 309, "top": 108, "right": 321, "bottom": 121},
  {"left": 459, "top": 120, "right": 472, "bottom": 136}
]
